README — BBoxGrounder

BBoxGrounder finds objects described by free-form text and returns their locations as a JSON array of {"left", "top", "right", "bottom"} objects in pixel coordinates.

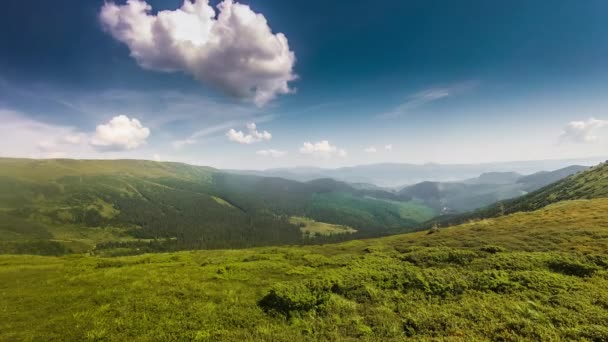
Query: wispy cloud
[
  {"left": 378, "top": 81, "right": 478, "bottom": 119},
  {"left": 256, "top": 149, "right": 287, "bottom": 158},
  {"left": 172, "top": 121, "right": 237, "bottom": 149},
  {"left": 172, "top": 114, "right": 277, "bottom": 149},
  {"left": 299, "top": 140, "right": 347, "bottom": 159}
]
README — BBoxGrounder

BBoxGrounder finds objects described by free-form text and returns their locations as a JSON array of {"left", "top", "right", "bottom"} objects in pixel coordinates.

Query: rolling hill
[
  {"left": 1, "top": 197, "right": 607, "bottom": 340},
  {"left": 0, "top": 158, "right": 436, "bottom": 255}
]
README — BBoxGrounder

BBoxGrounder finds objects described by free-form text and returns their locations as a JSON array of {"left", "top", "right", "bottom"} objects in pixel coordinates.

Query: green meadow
[{"left": 2, "top": 198, "right": 607, "bottom": 341}]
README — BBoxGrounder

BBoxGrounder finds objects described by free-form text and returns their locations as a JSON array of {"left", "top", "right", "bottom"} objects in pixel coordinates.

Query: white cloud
[
  {"left": 100, "top": 0, "right": 296, "bottom": 106},
  {"left": 91, "top": 115, "right": 150, "bottom": 151},
  {"left": 364, "top": 146, "right": 377, "bottom": 153},
  {"left": 226, "top": 122, "right": 271, "bottom": 144},
  {"left": 384, "top": 144, "right": 393, "bottom": 151},
  {"left": 299, "top": 140, "right": 347, "bottom": 159},
  {"left": 256, "top": 149, "right": 286, "bottom": 158},
  {"left": 560, "top": 118, "right": 608, "bottom": 143},
  {"left": 153, "top": 153, "right": 162, "bottom": 161}
]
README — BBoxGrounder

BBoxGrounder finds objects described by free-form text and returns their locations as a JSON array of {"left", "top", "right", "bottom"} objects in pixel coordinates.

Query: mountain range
[
  {"left": 0, "top": 157, "right": 596, "bottom": 256},
  {"left": 227, "top": 157, "right": 605, "bottom": 187}
]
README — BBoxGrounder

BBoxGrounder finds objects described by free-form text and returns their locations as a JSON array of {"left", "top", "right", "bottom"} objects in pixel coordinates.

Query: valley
[{"left": 1, "top": 158, "right": 607, "bottom": 340}]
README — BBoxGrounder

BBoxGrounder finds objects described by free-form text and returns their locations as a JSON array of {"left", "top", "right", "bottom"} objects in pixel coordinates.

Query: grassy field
[
  {"left": 371, "top": 198, "right": 437, "bottom": 223},
  {"left": 1, "top": 199, "right": 607, "bottom": 341},
  {"left": 290, "top": 216, "right": 357, "bottom": 236}
]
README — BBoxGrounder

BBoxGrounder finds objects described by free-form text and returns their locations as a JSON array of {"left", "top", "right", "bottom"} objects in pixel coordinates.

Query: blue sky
[{"left": 1, "top": 0, "right": 607, "bottom": 169}]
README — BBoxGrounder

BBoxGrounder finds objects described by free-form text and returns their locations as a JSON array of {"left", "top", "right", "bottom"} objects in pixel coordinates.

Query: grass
[
  {"left": 290, "top": 216, "right": 357, "bottom": 236},
  {"left": 211, "top": 196, "right": 236, "bottom": 208},
  {"left": 1, "top": 198, "right": 608, "bottom": 340},
  {"left": 371, "top": 197, "right": 437, "bottom": 222}
]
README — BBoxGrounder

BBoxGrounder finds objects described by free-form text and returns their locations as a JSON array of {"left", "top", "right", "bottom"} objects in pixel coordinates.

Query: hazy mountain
[
  {"left": 516, "top": 165, "right": 589, "bottom": 191},
  {"left": 227, "top": 157, "right": 606, "bottom": 187},
  {"left": 428, "top": 162, "right": 608, "bottom": 227},
  {"left": 396, "top": 165, "right": 589, "bottom": 213},
  {"left": 463, "top": 172, "right": 522, "bottom": 185}
]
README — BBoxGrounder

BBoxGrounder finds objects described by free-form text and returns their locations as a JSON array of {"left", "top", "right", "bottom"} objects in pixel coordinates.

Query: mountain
[
  {"left": 395, "top": 165, "right": 587, "bottom": 213},
  {"left": 516, "top": 165, "right": 588, "bottom": 191},
  {"left": 228, "top": 157, "right": 606, "bottom": 187},
  {"left": 462, "top": 171, "right": 522, "bottom": 185},
  {"left": 397, "top": 181, "right": 526, "bottom": 213},
  {"left": 0, "top": 158, "right": 435, "bottom": 255},
  {"left": 429, "top": 161, "right": 608, "bottom": 226},
  {"left": 3, "top": 196, "right": 608, "bottom": 340}
]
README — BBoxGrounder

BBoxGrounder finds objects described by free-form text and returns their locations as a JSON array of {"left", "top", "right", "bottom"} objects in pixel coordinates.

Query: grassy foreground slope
[{"left": 1, "top": 199, "right": 607, "bottom": 341}]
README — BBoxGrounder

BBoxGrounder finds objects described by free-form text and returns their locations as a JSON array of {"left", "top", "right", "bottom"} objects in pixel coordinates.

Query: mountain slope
[
  {"left": 0, "top": 158, "right": 435, "bottom": 255},
  {"left": 516, "top": 165, "right": 588, "bottom": 191},
  {"left": 397, "top": 165, "right": 590, "bottom": 213},
  {"left": 2, "top": 198, "right": 607, "bottom": 341},
  {"left": 430, "top": 161, "right": 608, "bottom": 226}
]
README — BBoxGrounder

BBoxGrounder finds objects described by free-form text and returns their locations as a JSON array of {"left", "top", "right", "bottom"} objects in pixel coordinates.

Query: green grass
[
  {"left": 290, "top": 216, "right": 357, "bottom": 236},
  {"left": 1, "top": 198, "right": 608, "bottom": 340},
  {"left": 308, "top": 192, "right": 432, "bottom": 230},
  {"left": 211, "top": 196, "right": 236, "bottom": 208},
  {"left": 371, "top": 197, "right": 437, "bottom": 222}
]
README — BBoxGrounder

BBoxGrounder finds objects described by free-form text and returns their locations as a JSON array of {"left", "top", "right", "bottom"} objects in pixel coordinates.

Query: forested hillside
[
  {"left": 0, "top": 158, "right": 435, "bottom": 255},
  {"left": 395, "top": 165, "right": 587, "bottom": 213},
  {"left": 428, "top": 161, "right": 608, "bottom": 227}
]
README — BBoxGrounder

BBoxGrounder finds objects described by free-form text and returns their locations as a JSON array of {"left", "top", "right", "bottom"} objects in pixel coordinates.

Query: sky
[{"left": 1, "top": 0, "right": 607, "bottom": 169}]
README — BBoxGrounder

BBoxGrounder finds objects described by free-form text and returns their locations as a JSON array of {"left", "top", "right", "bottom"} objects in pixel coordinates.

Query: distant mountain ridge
[
  {"left": 393, "top": 165, "right": 589, "bottom": 213},
  {"left": 227, "top": 157, "right": 605, "bottom": 187},
  {"left": 428, "top": 161, "right": 608, "bottom": 227}
]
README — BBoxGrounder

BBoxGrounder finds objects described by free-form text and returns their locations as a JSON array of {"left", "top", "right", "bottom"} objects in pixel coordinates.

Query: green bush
[
  {"left": 401, "top": 247, "right": 480, "bottom": 266},
  {"left": 258, "top": 280, "right": 331, "bottom": 317},
  {"left": 547, "top": 258, "right": 599, "bottom": 278}
]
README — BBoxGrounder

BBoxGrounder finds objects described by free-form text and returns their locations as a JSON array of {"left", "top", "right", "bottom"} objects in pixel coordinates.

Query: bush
[
  {"left": 547, "top": 258, "right": 599, "bottom": 278},
  {"left": 480, "top": 245, "right": 505, "bottom": 254},
  {"left": 471, "top": 270, "right": 517, "bottom": 293},
  {"left": 258, "top": 280, "right": 331, "bottom": 317},
  {"left": 402, "top": 248, "right": 480, "bottom": 266}
]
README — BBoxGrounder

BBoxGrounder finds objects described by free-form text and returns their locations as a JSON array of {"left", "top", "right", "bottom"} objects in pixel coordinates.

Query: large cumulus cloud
[{"left": 100, "top": 0, "right": 297, "bottom": 106}]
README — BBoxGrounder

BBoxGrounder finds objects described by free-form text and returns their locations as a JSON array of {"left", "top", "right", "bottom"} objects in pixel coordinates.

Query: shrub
[
  {"left": 480, "top": 245, "right": 505, "bottom": 254},
  {"left": 402, "top": 248, "right": 480, "bottom": 266},
  {"left": 471, "top": 270, "right": 517, "bottom": 293},
  {"left": 258, "top": 280, "right": 331, "bottom": 317},
  {"left": 547, "top": 258, "right": 599, "bottom": 278}
]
